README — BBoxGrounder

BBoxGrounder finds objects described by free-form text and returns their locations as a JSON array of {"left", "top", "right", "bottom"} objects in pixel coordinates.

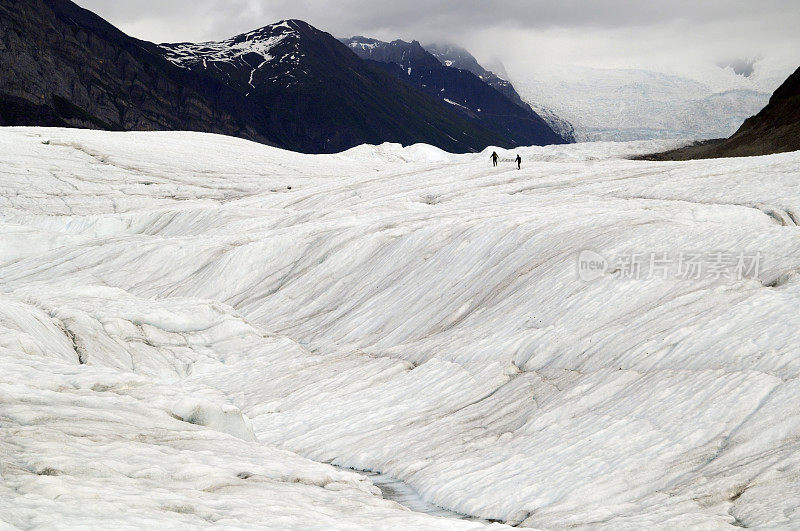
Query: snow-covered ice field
[{"left": 2, "top": 127, "right": 800, "bottom": 528}]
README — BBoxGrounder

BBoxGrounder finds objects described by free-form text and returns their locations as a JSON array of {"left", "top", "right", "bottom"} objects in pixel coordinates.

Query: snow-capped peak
[
  {"left": 160, "top": 20, "right": 308, "bottom": 90},
  {"left": 345, "top": 36, "right": 383, "bottom": 51},
  {"left": 161, "top": 21, "right": 303, "bottom": 73}
]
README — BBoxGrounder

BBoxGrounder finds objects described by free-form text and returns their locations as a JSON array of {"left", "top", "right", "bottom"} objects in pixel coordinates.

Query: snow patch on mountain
[
  {"left": 164, "top": 30, "right": 289, "bottom": 67},
  {"left": 346, "top": 36, "right": 382, "bottom": 52},
  {"left": 161, "top": 21, "right": 304, "bottom": 88},
  {"left": 443, "top": 97, "right": 468, "bottom": 110}
]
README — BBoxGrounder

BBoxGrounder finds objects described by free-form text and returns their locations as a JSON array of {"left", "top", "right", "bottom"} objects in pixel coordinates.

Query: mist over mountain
[
  {"left": 424, "top": 42, "right": 575, "bottom": 142},
  {"left": 644, "top": 65, "right": 800, "bottom": 159},
  {"left": 513, "top": 64, "right": 774, "bottom": 142}
]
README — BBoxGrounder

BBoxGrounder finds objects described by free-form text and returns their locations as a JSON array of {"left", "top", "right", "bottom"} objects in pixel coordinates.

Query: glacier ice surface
[{"left": 2, "top": 127, "right": 800, "bottom": 528}]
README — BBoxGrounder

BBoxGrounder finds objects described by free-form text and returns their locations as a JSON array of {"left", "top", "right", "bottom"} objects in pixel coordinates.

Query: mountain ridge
[
  {"left": 340, "top": 35, "right": 567, "bottom": 146},
  {"left": 161, "top": 20, "right": 518, "bottom": 153},
  {"left": 0, "top": 3, "right": 526, "bottom": 154},
  {"left": 424, "top": 42, "right": 576, "bottom": 142}
]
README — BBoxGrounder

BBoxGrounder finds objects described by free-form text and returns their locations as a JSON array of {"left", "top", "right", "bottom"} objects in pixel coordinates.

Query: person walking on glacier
[
  {"left": 515, "top": 154, "right": 522, "bottom": 169},
  {"left": 491, "top": 151, "right": 499, "bottom": 167}
]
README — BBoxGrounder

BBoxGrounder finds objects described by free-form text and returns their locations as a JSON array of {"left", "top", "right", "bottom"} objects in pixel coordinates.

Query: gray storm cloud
[{"left": 75, "top": 0, "right": 800, "bottom": 88}]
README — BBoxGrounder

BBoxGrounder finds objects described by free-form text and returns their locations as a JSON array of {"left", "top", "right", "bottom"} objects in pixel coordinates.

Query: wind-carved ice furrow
[
  {"left": 762, "top": 207, "right": 800, "bottom": 226},
  {"left": 332, "top": 466, "right": 489, "bottom": 522},
  {"left": 596, "top": 192, "right": 800, "bottom": 228}
]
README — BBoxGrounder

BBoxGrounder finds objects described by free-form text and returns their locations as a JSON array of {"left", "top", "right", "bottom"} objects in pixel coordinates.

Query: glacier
[
  {"left": 513, "top": 65, "right": 778, "bottom": 142},
  {"left": 2, "top": 127, "right": 800, "bottom": 528}
]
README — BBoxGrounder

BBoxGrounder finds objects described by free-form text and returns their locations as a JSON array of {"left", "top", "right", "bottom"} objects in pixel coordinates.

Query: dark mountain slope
[
  {"left": 425, "top": 43, "right": 526, "bottom": 108},
  {"left": 341, "top": 36, "right": 566, "bottom": 146},
  {"left": 643, "top": 66, "right": 800, "bottom": 160},
  {"left": 161, "top": 21, "right": 513, "bottom": 153},
  {"left": 0, "top": 0, "right": 267, "bottom": 142},
  {"left": 424, "top": 42, "right": 576, "bottom": 142}
]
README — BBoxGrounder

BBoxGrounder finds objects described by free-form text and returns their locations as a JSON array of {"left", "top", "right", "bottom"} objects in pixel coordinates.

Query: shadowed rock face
[
  {"left": 422, "top": 42, "right": 576, "bottom": 143},
  {"left": 642, "top": 66, "right": 800, "bottom": 160},
  {"left": 425, "top": 42, "right": 523, "bottom": 108},
  {"left": 0, "top": 0, "right": 267, "bottom": 142}
]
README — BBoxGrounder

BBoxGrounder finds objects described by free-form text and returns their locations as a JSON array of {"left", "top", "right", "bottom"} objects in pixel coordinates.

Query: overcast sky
[{"left": 76, "top": 0, "right": 800, "bottom": 87}]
